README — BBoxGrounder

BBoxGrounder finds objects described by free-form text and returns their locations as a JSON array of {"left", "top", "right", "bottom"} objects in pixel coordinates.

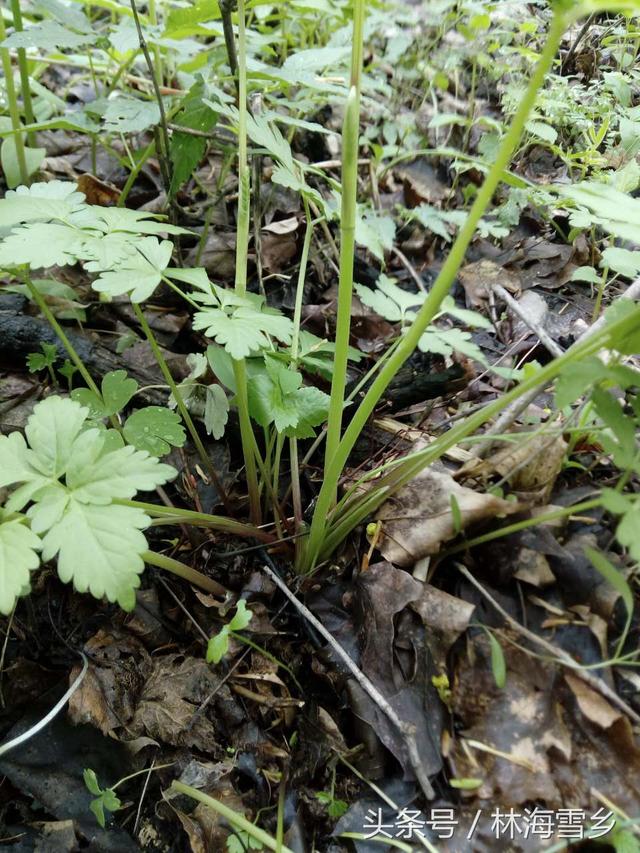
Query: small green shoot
[{"left": 207, "top": 599, "right": 253, "bottom": 665}]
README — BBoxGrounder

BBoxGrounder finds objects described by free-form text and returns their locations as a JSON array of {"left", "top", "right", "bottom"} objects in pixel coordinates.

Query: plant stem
[
  {"left": 24, "top": 276, "right": 101, "bottom": 397},
  {"left": 121, "top": 498, "right": 272, "bottom": 539},
  {"left": 170, "top": 782, "right": 295, "bottom": 853},
  {"left": 0, "top": 13, "right": 28, "bottom": 186},
  {"left": 9, "top": 0, "right": 36, "bottom": 146},
  {"left": 229, "top": 0, "right": 261, "bottom": 523},
  {"left": 144, "top": 550, "right": 227, "bottom": 596},
  {"left": 303, "top": 10, "right": 567, "bottom": 571},
  {"left": 324, "top": 0, "right": 366, "bottom": 505},
  {"left": 131, "top": 302, "right": 232, "bottom": 512}
]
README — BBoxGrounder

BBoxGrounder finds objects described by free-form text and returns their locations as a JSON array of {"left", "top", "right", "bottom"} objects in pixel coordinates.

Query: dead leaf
[
  {"left": 458, "top": 260, "right": 520, "bottom": 310},
  {"left": 261, "top": 215, "right": 299, "bottom": 235},
  {"left": 564, "top": 673, "right": 621, "bottom": 729},
  {"left": 374, "top": 464, "right": 520, "bottom": 566},
  {"left": 260, "top": 230, "right": 297, "bottom": 273},
  {"left": 76, "top": 173, "right": 120, "bottom": 206}
]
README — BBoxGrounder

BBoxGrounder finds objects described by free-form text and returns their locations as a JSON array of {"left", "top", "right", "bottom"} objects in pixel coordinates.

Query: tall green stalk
[
  {"left": 302, "top": 9, "right": 568, "bottom": 570},
  {"left": 232, "top": 0, "right": 261, "bottom": 524},
  {"left": 9, "top": 0, "right": 36, "bottom": 145},
  {"left": 0, "top": 13, "right": 28, "bottom": 186},
  {"left": 323, "top": 0, "right": 366, "bottom": 505}
]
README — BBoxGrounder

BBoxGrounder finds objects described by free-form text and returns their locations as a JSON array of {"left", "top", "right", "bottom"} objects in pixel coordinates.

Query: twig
[
  {"left": 561, "top": 13, "right": 595, "bottom": 73},
  {"left": 0, "top": 653, "right": 88, "bottom": 757},
  {"left": 392, "top": 246, "right": 428, "bottom": 294},
  {"left": 455, "top": 564, "right": 640, "bottom": 726},
  {"left": 261, "top": 563, "right": 436, "bottom": 800},
  {"left": 493, "top": 283, "right": 564, "bottom": 358},
  {"left": 129, "top": 0, "right": 173, "bottom": 197}
]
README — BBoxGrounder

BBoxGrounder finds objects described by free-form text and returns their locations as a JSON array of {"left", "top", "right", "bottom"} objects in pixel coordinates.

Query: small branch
[
  {"left": 219, "top": 0, "right": 239, "bottom": 80},
  {"left": 493, "top": 283, "right": 564, "bottom": 358},
  {"left": 456, "top": 564, "right": 640, "bottom": 726},
  {"left": 261, "top": 563, "right": 436, "bottom": 800}
]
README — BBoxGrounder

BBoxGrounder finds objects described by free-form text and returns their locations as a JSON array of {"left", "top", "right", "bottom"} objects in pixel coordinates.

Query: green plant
[{"left": 207, "top": 599, "right": 254, "bottom": 664}]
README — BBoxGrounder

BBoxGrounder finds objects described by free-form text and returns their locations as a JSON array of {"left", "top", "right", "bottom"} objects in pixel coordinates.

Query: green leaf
[
  {"left": 601, "top": 247, "right": 640, "bottom": 278},
  {"left": 616, "top": 503, "right": 640, "bottom": 563},
  {"left": 0, "top": 222, "right": 85, "bottom": 269},
  {"left": 555, "top": 357, "right": 609, "bottom": 408},
  {"left": 40, "top": 500, "right": 150, "bottom": 610},
  {"left": 206, "top": 626, "right": 230, "bottom": 664},
  {"left": 27, "top": 343, "right": 58, "bottom": 373},
  {"left": 0, "top": 181, "right": 85, "bottom": 228},
  {"left": 560, "top": 181, "right": 640, "bottom": 243},
  {"left": 611, "top": 829, "right": 640, "bottom": 853},
  {"left": 103, "top": 96, "right": 161, "bottom": 134},
  {"left": 592, "top": 387, "right": 636, "bottom": 467},
  {"left": 92, "top": 238, "right": 173, "bottom": 302},
  {"left": 585, "top": 546, "right": 634, "bottom": 626},
  {"left": 73, "top": 370, "right": 138, "bottom": 418},
  {"left": 0, "top": 118, "right": 45, "bottom": 189},
  {"left": 228, "top": 599, "right": 253, "bottom": 631},
  {"left": 355, "top": 274, "right": 422, "bottom": 323},
  {"left": 193, "top": 306, "right": 294, "bottom": 359},
  {"left": 83, "top": 769, "right": 122, "bottom": 829},
  {"left": 204, "top": 384, "right": 229, "bottom": 440},
  {"left": 123, "top": 407, "right": 187, "bottom": 456},
  {"left": 0, "top": 396, "right": 176, "bottom": 610},
  {"left": 0, "top": 515, "right": 42, "bottom": 615},
  {"left": 170, "top": 79, "right": 218, "bottom": 197},
  {"left": 247, "top": 360, "right": 329, "bottom": 437},
  {"left": 1, "top": 21, "right": 92, "bottom": 50},
  {"left": 355, "top": 208, "right": 396, "bottom": 262},
  {"left": 484, "top": 629, "right": 506, "bottom": 688}
]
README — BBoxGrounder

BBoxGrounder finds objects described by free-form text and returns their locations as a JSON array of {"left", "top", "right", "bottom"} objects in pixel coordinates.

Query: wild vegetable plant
[{"left": 2, "top": 0, "right": 640, "bottom": 620}]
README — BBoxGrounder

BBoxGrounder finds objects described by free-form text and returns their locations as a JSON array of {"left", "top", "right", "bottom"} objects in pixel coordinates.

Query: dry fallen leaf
[
  {"left": 374, "top": 465, "right": 520, "bottom": 566},
  {"left": 458, "top": 259, "right": 520, "bottom": 310},
  {"left": 564, "top": 673, "right": 621, "bottom": 729}
]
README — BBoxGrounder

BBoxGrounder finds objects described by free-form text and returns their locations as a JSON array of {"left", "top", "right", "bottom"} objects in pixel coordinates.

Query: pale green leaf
[
  {"left": 25, "top": 396, "right": 89, "bottom": 479},
  {"left": 0, "top": 181, "right": 85, "bottom": 228},
  {"left": 92, "top": 238, "right": 173, "bottom": 302},
  {"left": 206, "top": 627, "right": 229, "bottom": 664},
  {"left": 0, "top": 515, "right": 41, "bottom": 615},
  {"left": 1, "top": 21, "right": 92, "bottom": 50},
  {"left": 204, "top": 384, "right": 229, "bottom": 439},
  {"left": 228, "top": 599, "right": 253, "bottom": 632},
  {"left": 41, "top": 500, "right": 150, "bottom": 610},
  {"left": 123, "top": 407, "right": 186, "bottom": 456},
  {"left": 193, "top": 307, "right": 293, "bottom": 359},
  {"left": 0, "top": 131, "right": 45, "bottom": 190},
  {"left": 0, "top": 223, "right": 84, "bottom": 269},
  {"left": 103, "top": 96, "right": 161, "bottom": 133}
]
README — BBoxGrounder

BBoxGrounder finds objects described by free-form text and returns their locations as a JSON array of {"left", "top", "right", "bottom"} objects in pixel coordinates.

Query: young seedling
[{"left": 207, "top": 599, "right": 253, "bottom": 665}]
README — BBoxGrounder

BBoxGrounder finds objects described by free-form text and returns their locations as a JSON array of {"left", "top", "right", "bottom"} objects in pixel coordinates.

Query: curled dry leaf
[
  {"left": 458, "top": 259, "right": 520, "bottom": 310},
  {"left": 374, "top": 465, "right": 520, "bottom": 566},
  {"left": 564, "top": 672, "right": 621, "bottom": 729}
]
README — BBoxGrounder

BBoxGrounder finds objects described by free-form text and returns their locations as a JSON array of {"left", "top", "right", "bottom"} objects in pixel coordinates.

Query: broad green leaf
[
  {"left": 27, "top": 343, "right": 57, "bottom": 373},
  {"left": 0, "top": 223, "right": 84, "bottom": 269},
  {"left": 555, "top": 357, "right": 609, "bottom": 408},
  {"left": 601, "top": 247, "right": 640, "bottom": 278},
  {"left": 593, "top": 387, "right": 636, "bottom": 466},
  {"left": 247, "top": 361, "right": 329, "bottom": 437},
  {"left": 123, "top": 407, "right": 186, "bottom": 456},
  {"left": 65, "top": 433, "right": 176, "bottom": 501},
  {"left": 103, "top": 96, "right": 161, "bottom": 133},
  {"left": 92, "top": 238, "right": 173, "bottom": 302},
  {"left": 73, "top": 370, "right": 138, "bottom": 417},
  {"left": 601, "top": 489, "right": 631, "bottom": 515},
  {"left": 228, "top": 599, "right": 253, "bottom": 631},
  {"left": 1, "top": 21, "right": 92, "bottom": 50},
  {"left": 41, "top": 500, "right": 150, "bottom": 610},
  {"left": 0, "top": 181, "right": 85, "bottom": 228},
  {"left": 83, "top": 769, "right": 122, "bottom": 828},
  {"left": 560, "top": 182, "right": 640, "bottom": 243},
  {"left": 25, "top": 396, "right": 88, "bottom": 479},
  {"left": 0, "top": 121, "right": 45, "bottom": 189},
  {"left": 193, "top": 306, "right": 293, "bottom": 359},
  {"left": 0, "top": 515, "right": 42, "bottom": 615},
  {"left": 355, "top": 209, "right": 396, "bottom": 262},
  {"left": 204, "top": 384, "right": 229, "bottom": 440},
  {"left": 169, "top": 79, "right": 217, "bottom": 197}
]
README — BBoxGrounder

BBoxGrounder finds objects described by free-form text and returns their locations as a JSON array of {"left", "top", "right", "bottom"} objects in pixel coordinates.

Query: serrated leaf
[
  {"left": 123, "top": 407, "right": 186, "bottom": 456},
  {"left": 65, "top": 432, "right": 175, "bottom": 501},
  {"left": 41, "top": 500, "right": 150, "bottom": 610},
  {"left": 247, "top": 361, "right": 329, "bottom": 437},
  {"left": 0, "top": 516, "right": 41, "bottom": 615},
  {"left": 2, "top": 21, "right": 92, "bottom": 50},
  {"left": 101, "top": 370, "right": 138, "bottom": 415},
  {"left": 0, "top": 223, "right": 84, "bottom": 269},
  {"left": 92, "top": 238, "right": 173, "bottom": 302},
  {"left": 228, "top": 599, "right": 253, "bottom": 631},
  {"left": 169, "top": 79, "right": 217, "bottom": 197},
  {"left": 0, "top": 181, "right": 85, "bottom": 228},
  {"left": 193, "top": 306, "right": 293, "bottom": 359},
  {"left": 103, "top": 96, "right": 161, "bottom": 133},
  {"left": 204, "top": 384, "right": 229, "bottom": 439},
  {"left": 25, "top": 396, "right": 89, "bottom": 479},
  {"left": 27, "top": 343, "right": 57, "bottom": 373},
  {"left": 555, "top": 357, "right": 609, "bottom": 408}
]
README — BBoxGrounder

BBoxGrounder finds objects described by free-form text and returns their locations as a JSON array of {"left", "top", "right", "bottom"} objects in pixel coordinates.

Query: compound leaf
[{"left": 92, "top": 238, "right": 173, "bottom": 302}]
